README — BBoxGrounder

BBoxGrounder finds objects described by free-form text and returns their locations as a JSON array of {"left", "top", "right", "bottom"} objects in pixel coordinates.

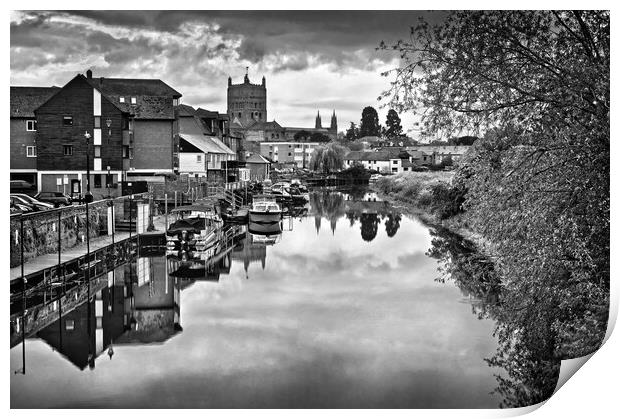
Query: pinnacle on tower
[
  {"left": 262, "top": 75, "right": 266, "bottom": 87},
  {"left": 244, "top": 66, "right": 250, "bottom": 83},
  {"left": 228, "top": 76, "right": 232, "bottom": 86},
  {"left": 315, "top": 110, "right": 322, "bottom": 129}
]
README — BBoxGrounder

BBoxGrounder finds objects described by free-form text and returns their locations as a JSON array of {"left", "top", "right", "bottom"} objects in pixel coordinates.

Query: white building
[{"left": 178, "top": 134, "right": 235, "bottom": 177}]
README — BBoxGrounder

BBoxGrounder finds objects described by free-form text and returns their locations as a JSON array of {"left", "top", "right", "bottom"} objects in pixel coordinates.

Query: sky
[{"left": 9, "top": 10, "right": 443, "bottom": 136}]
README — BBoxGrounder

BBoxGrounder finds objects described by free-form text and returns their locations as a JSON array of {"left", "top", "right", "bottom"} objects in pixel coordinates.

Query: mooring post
[
  {"left": 174, "top": 191, "right": 177, "bottom": 209},
  {"left": 165, "top": 193, "right": 168, "bottom": 231}
]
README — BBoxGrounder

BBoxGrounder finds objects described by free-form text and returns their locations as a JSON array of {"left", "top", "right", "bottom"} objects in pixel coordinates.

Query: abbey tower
[{"left": 227, "top": 70, "right": 267, "bottom": 127}]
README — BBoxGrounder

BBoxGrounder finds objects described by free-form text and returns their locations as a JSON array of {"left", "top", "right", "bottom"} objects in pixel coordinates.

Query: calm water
[{"left": 10, "top": 189, "right": 507, "bottom": 408}]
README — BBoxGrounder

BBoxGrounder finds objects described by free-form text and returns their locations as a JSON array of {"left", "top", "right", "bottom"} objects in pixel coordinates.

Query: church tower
[
  {"left": 227, "top": 68, "right": 267, "bottom": 127},
  {"left": 330, "top": 110, "right": 337, "bottom": 133},
  {"left": 315, "top": 111, "right": 322, "bottom": 129}
]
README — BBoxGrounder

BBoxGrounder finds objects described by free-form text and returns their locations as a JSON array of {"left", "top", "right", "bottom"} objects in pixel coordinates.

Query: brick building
[
  {"left": 34, "top": 71, "right": 181, "bottom": 199},
  {"left": 10, "top": 86, "right": 60, "bottom": 187}
]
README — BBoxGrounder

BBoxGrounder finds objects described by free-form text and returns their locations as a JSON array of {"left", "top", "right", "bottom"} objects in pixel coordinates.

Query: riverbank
[{"left": 371, "top": 172, "right": 488, "bottom": 249}]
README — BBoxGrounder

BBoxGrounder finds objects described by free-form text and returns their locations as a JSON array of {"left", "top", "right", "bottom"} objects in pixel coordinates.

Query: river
[{"left": 11, "top": 188, "right": 557, "bottom": 408}]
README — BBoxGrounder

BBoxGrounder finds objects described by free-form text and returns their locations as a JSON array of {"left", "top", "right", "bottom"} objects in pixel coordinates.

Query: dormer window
[
  {"left": 119, "top": 96, "right": 125, "bottom": 103},
  {"left": 131, "top": 97, "right": 137, "bottom": 104}
]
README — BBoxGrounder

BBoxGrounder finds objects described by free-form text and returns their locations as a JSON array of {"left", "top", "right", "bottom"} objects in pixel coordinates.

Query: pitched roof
[
  {"left": 246, "top": 120, "right": 283, "bottom": 131},
  {"left": 176, "top": 104, "right": 196, "bottom": 117},
  {"left": 245, "top": 153, "right": 270, "bottom": 164},
  {"left": 85, "top": 76, "right": 181, "bottom": 120},
  {"left": 345, "top": 149, "right": 403, "bottom": 161},
  {"left": 10, "top": 86, "right": 61, "bottom": 118},
  {"left": 179, "top": 134, "right": 235, "bottom": 155},
  {"left": 195, "top": 107, "right": 220, "bottom": 119}
]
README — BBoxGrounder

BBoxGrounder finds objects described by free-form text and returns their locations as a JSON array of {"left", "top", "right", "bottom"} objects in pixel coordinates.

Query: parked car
[
  {"left": 10, "top": 180, "right": 36, "bottom": 195},
  {"left": 35, "top": 191, "right": 72, "bottom": 207},
  {"left": 11, "top": 194, "right": 55, "bottom": 212},
  {"left": 10, "top": 196, "right": 34, "bottom": 214},
  {"left": 369, "top": 174, "right": 382, "bottom": 183}
]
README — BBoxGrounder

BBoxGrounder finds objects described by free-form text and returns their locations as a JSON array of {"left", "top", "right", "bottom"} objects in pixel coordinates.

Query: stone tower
[
  {"left": 227, "top": 69, "right": 267, "bottom": 127},
  {"left": 330, "top": 110, "right": 337, "bottom": 133},
  {"left": 315, "top": 111, "right": 322, "bottom": 129}
]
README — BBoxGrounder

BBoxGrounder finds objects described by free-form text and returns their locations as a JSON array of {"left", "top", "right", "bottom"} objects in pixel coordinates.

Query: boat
[
  {"left": 221, "top": 207, "right": 249, "bottom": 224},
  {"left": 248, "top": 220, "right": 282, "bottom": 236},
  {"left": 166, "top": 203, "right": 222, "bottom": 251},
  {"left": 249, "top": 196, "right": 282, "bottom": 224}
]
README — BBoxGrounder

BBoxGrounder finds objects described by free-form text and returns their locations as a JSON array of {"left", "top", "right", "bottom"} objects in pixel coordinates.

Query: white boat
[{"left": 249, "top": 196, "right": 282, "bottom": 224}]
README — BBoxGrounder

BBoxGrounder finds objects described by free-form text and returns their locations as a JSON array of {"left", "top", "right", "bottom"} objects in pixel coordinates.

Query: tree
[
  {"left": 384, "top": 109, "right": 403, "bottom": 139},
  {"left": 309, "top": 132, "right": 330, "bottom": 143},
  {"left": 294, "top": 130, "right": 311, "bottom": 141},
  {"left": 345, "top": 122, "right": 359, "bottom": 142},
  {"left": 308, "top": 142, "right": 347, "bottom": 173},
  {"left": 359, "top": 106, "right": 381, "bottom": 137},
  {"left": 449, "top": 136, "right": 478, "bottom": 146},
  {"left": 380, "top": 10, "right": 609, "bottom": 404}
]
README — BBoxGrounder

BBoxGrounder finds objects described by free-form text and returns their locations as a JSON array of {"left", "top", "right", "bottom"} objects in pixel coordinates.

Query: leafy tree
[
  {"left": 345, "top": 122, "right": 359, "bottom": 142},
  {"left": 309, "top": 142, "right": 347, "bottom": 173},
  {"left": 359, "top": 106, "right": 381, "bottom": 137},
  {"left": 449, "top": 136, "right": 478, "bottom": 146},
  {"left": 384, "top": 109, "right": 403, "bottom": 139},
  {"left": 309, "top": 132, "right": 330, "bottom": 143},
  {"left": 294, "top": 130, "right": 312, "bottom": 141},
  {"left": 381, "top": 10, "right": 609, "bottom": 405}
]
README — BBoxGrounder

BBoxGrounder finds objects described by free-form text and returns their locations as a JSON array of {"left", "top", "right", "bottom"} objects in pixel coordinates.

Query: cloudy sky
[{"left": 10, "top": 10, "right": 444, "bottom": 135}]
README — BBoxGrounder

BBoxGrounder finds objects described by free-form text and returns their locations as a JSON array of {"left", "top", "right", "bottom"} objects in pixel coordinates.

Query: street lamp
[
  {"left": 84, "top": 131, "right": 93, "bottom": 204},
  {"left": 106, "top": 165, "right": 111, "bottom": 198}
]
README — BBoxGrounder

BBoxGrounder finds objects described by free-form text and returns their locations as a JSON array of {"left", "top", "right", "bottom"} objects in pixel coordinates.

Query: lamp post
[
  {"left": 84, "top": 131, "right": 92, "bottom": 301},
  {"left": 106, "top": 165, "right": 111, "bottom": 198}
]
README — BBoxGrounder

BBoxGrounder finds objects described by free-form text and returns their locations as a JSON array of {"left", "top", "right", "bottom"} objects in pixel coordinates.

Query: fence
[{"left": 9, "top": 193, "right": 150, "bottom": 268}]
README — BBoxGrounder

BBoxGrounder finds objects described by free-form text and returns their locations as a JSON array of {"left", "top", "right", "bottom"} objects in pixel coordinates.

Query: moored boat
[{"left": 249, "top": 196, "right": 282, "bottom": 224}]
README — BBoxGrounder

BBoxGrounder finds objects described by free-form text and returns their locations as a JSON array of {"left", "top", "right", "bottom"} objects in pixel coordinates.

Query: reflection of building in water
[
  {"left": 36, "top": 256, "right": 182, "bottom": 370},
  {"left": 231, "top": 232, "right": 267, "bottom": 274}
]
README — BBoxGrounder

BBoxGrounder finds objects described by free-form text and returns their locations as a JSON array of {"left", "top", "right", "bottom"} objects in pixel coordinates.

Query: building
[
  {"left": 227, "top": 71, "right": 338, "bottom": 155},
  {"left": 405, "top": 145, "right": 471, "bottom": 165},
  {"left": 244, "top": 153, "right": 271, "bottom": 181},
  {"left": 259, "top": 141, "right": 323, "bottom": 169},
  {"left": 227, "top": 70, "right": 267, "bottom": 127},
  {"left": 10, "top": 86, "right": 60, "bottom": 187},
  {"left": 34, "top": 70, "right": 181, "bottom": 199},
  {"left": 344, "top": 149, "right": 410, "bottom": 173},
  {"left": 178, "top": 134, "right": 236, "bottom": 178}
]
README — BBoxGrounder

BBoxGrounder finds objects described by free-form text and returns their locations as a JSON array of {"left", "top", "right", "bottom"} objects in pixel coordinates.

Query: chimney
[{"left": 86, "top": 69, "right": 92, "bottom": 79}]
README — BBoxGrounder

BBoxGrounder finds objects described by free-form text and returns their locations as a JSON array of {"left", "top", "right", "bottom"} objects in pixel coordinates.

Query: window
[
  {"left": 392, "top": 160, "right": 399, "bottom": 164},
  {"left": 196, "top": 155, "right": 202, "bottom": 162},
  {"left": 94, "top": 175, "right": 102, "bottom": 188},
  {"left": 94, "top": 145, "right": 101, "bottom": 158},
  {"left": 119, "top": 96, "right": 125, "bottom": 103},
  {"left": 26, "top": 146, "right": 36, "bottom": 157},
  {"left": 131, "top": 97, "right": 137, "bottom": 104},
  {"left": 238, "top": 112, "right": 241, "bottom": 118},
  {"left": 63, "top": 145, "right": 73, "bottom": 156},
  {"left": 173, "top": 98, "right": 179, "bottom": 106},
  {"left": 121, "top": 118, "right": 129, "bottom": 130},
  {"left": 373, "top": 160, "right": 377, "bottom": 164},
  {"left": 271, "top": 133, "right": 274, "bottom": 139},
  {"left": 26, "top": 120, "right": 37, "bottom": 131},
  {"left": 63, "top": 116, "right": 73, "bottom": 126},
  {"left": 122, "top": 145, "right": 129, "bottom": 158},
  {"left": 94, "top": 116, "right": 101, "bottom": 128},
  {"left": 65, "top": 320, "right": 75, "bottom": 331},
  {"left": 392, "top": 168, "right": 398, "bottom": 172}
]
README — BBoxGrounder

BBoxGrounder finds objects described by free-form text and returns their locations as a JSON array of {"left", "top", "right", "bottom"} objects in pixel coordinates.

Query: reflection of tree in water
[
  {"left": 427, "top": 227, "right": 560, "bottom": 408},
  {"left": 384, "top": 214, "right": 401, "bottom": 238},
  {"left": 360, "top": 213, "right": 380, "bottom": 242},
  {"left": 309, "top": 191, "right": 346, "bottom": 234}
]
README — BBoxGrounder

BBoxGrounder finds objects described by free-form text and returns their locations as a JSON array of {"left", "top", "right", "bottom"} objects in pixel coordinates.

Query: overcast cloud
[{"left": 10, "top": 10, "right": 442, "bottom": 131}]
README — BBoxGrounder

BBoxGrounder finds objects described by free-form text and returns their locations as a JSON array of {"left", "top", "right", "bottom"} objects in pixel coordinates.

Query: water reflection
[
  {"left": 11, "top": 189, "right": 538, "bottom": 408},
  {"left": 426, "top": 226, "right": 561, "bottom": 407},
  {"left": 309, "top": 188, "right": 402, "bottom": 241}
]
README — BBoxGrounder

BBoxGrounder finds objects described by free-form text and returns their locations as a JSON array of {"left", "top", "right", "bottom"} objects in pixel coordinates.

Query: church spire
[
  {"left": 330, "top": 109, "right": 337, "bottom": 131},
  {"left": 315, "top": 110, "right": 322, "bottom": 129}
]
